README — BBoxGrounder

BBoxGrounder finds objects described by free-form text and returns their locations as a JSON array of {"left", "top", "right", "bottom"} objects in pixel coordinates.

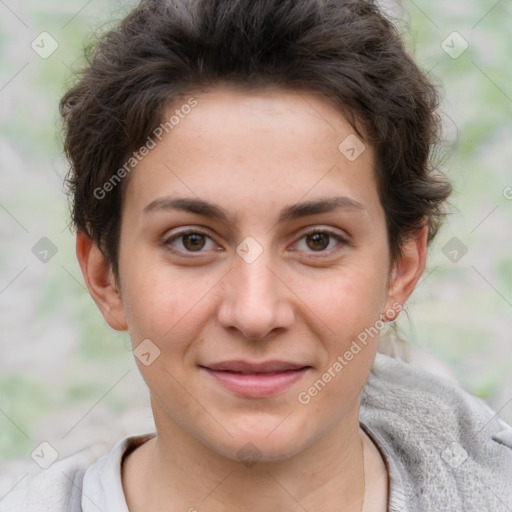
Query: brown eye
[
  {"left": 163, "top": 228, "right": 217, "bottom": 255},
  {"left": 306, "top": 232, "right": 330, "bottom": 251},
  {"left": 182, "top": 233, "right": 206, "bottom": 251},
  {"left": 294, "top": 228, "right": 348, "bottom": 255}
]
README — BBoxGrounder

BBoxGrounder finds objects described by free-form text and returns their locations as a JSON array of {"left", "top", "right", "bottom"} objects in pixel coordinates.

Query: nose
[{"left": 216, "top": 247, "right": 295, "bottom": 341}]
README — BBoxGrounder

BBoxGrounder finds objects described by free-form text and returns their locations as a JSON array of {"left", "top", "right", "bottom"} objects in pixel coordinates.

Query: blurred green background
[{"left": 0, "top": 0, "right": 511, "bottom": 462}]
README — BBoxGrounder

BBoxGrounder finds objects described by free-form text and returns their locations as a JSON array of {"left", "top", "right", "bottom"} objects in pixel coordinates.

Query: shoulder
[
  {"left": 0, "top": 440, "right": 114, "bottom": 512},
  {"left": 361, "top": 352, "right": 512, "bottom": 510}
]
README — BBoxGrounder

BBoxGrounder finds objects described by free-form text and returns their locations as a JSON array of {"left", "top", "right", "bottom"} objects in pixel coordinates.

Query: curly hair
[{"left": 60, "top": 0, "right": 452, "bottom": 281}]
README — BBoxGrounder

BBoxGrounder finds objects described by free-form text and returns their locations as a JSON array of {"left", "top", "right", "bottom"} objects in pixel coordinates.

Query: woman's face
[{"left": 108, "top": 84, "right": 407, "bottom": 461}]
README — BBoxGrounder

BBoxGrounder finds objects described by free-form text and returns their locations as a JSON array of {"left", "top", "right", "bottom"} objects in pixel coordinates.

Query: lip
[
  {"left": 199, "top": 360, "right": 311, "bottom": 398},
  {"left": 203, "top": 360, "right": 308, "bottom": 373}
]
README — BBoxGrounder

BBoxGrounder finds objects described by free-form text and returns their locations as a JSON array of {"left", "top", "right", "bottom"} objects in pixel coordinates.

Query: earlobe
[
  {"left": 383, "top": 225, "right": 428, "bottom": 322},
  {"left": 75, "top": 230, "right": 128, "bottom": 331}
]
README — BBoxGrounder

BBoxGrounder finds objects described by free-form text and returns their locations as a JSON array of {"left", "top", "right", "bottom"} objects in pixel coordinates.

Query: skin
[{"left": 77, "top": 83, "right": 427, "bottom": 512}]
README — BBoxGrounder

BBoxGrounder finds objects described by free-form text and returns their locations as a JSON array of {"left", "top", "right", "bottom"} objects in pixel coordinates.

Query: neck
[{"left": 123, "top": 401, "right": 366, "bottom": 512}]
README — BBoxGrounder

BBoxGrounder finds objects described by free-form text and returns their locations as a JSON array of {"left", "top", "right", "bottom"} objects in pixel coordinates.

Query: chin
[{"left": 205, "top": 421, "right": 312, "bottom": 465}]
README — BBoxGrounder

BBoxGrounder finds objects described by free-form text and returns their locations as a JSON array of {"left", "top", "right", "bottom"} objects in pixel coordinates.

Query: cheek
[
  {"left": 121, "top": 262, "right": 215, "bottom": 348},
  {"left": 299, "top": 264, "right": 388, "bottom": 386},
  {"left": 302, "top": 272, "right": 382, "bottom": 407},
  {"left": 301, "top": 263, "right": 388, "bottom": 329}
]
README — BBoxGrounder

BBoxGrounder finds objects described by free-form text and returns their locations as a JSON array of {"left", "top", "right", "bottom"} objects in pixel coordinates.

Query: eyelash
[{"left": 162, "top": 227, "right": 349, "bottom": 257}]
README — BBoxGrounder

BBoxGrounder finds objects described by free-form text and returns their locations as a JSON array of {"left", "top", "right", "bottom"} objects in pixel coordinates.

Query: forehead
[{"left": 121, "top": 84, "right": 381, "bottom": 225}]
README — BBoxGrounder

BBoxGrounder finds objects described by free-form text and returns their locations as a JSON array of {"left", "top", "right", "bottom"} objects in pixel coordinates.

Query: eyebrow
[{"left": 143, "top": 195, "right": 367, "bottom": 224}]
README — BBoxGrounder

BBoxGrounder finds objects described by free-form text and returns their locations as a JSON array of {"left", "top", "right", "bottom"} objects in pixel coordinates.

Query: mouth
[{"left": 199, "top": 360, "right": 312, "bottom": 397}]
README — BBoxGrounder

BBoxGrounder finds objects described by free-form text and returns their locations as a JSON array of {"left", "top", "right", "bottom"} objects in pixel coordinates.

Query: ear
[
  {"left": 383, "top": 224, "right": 428, "bottom": 322},
  {"left": 76, "top": 230, "right": 127, "bottom": 331}
]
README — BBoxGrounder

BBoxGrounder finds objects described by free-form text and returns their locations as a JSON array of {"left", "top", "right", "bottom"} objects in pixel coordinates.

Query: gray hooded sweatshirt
[{"left": 1, "top": 352, "right": 511, "bottom": 511}]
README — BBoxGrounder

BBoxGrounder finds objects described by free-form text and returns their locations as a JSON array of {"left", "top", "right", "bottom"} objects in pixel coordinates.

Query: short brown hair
[{"left": 60, "top": 0, "right": 452, "bottom": 281}]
